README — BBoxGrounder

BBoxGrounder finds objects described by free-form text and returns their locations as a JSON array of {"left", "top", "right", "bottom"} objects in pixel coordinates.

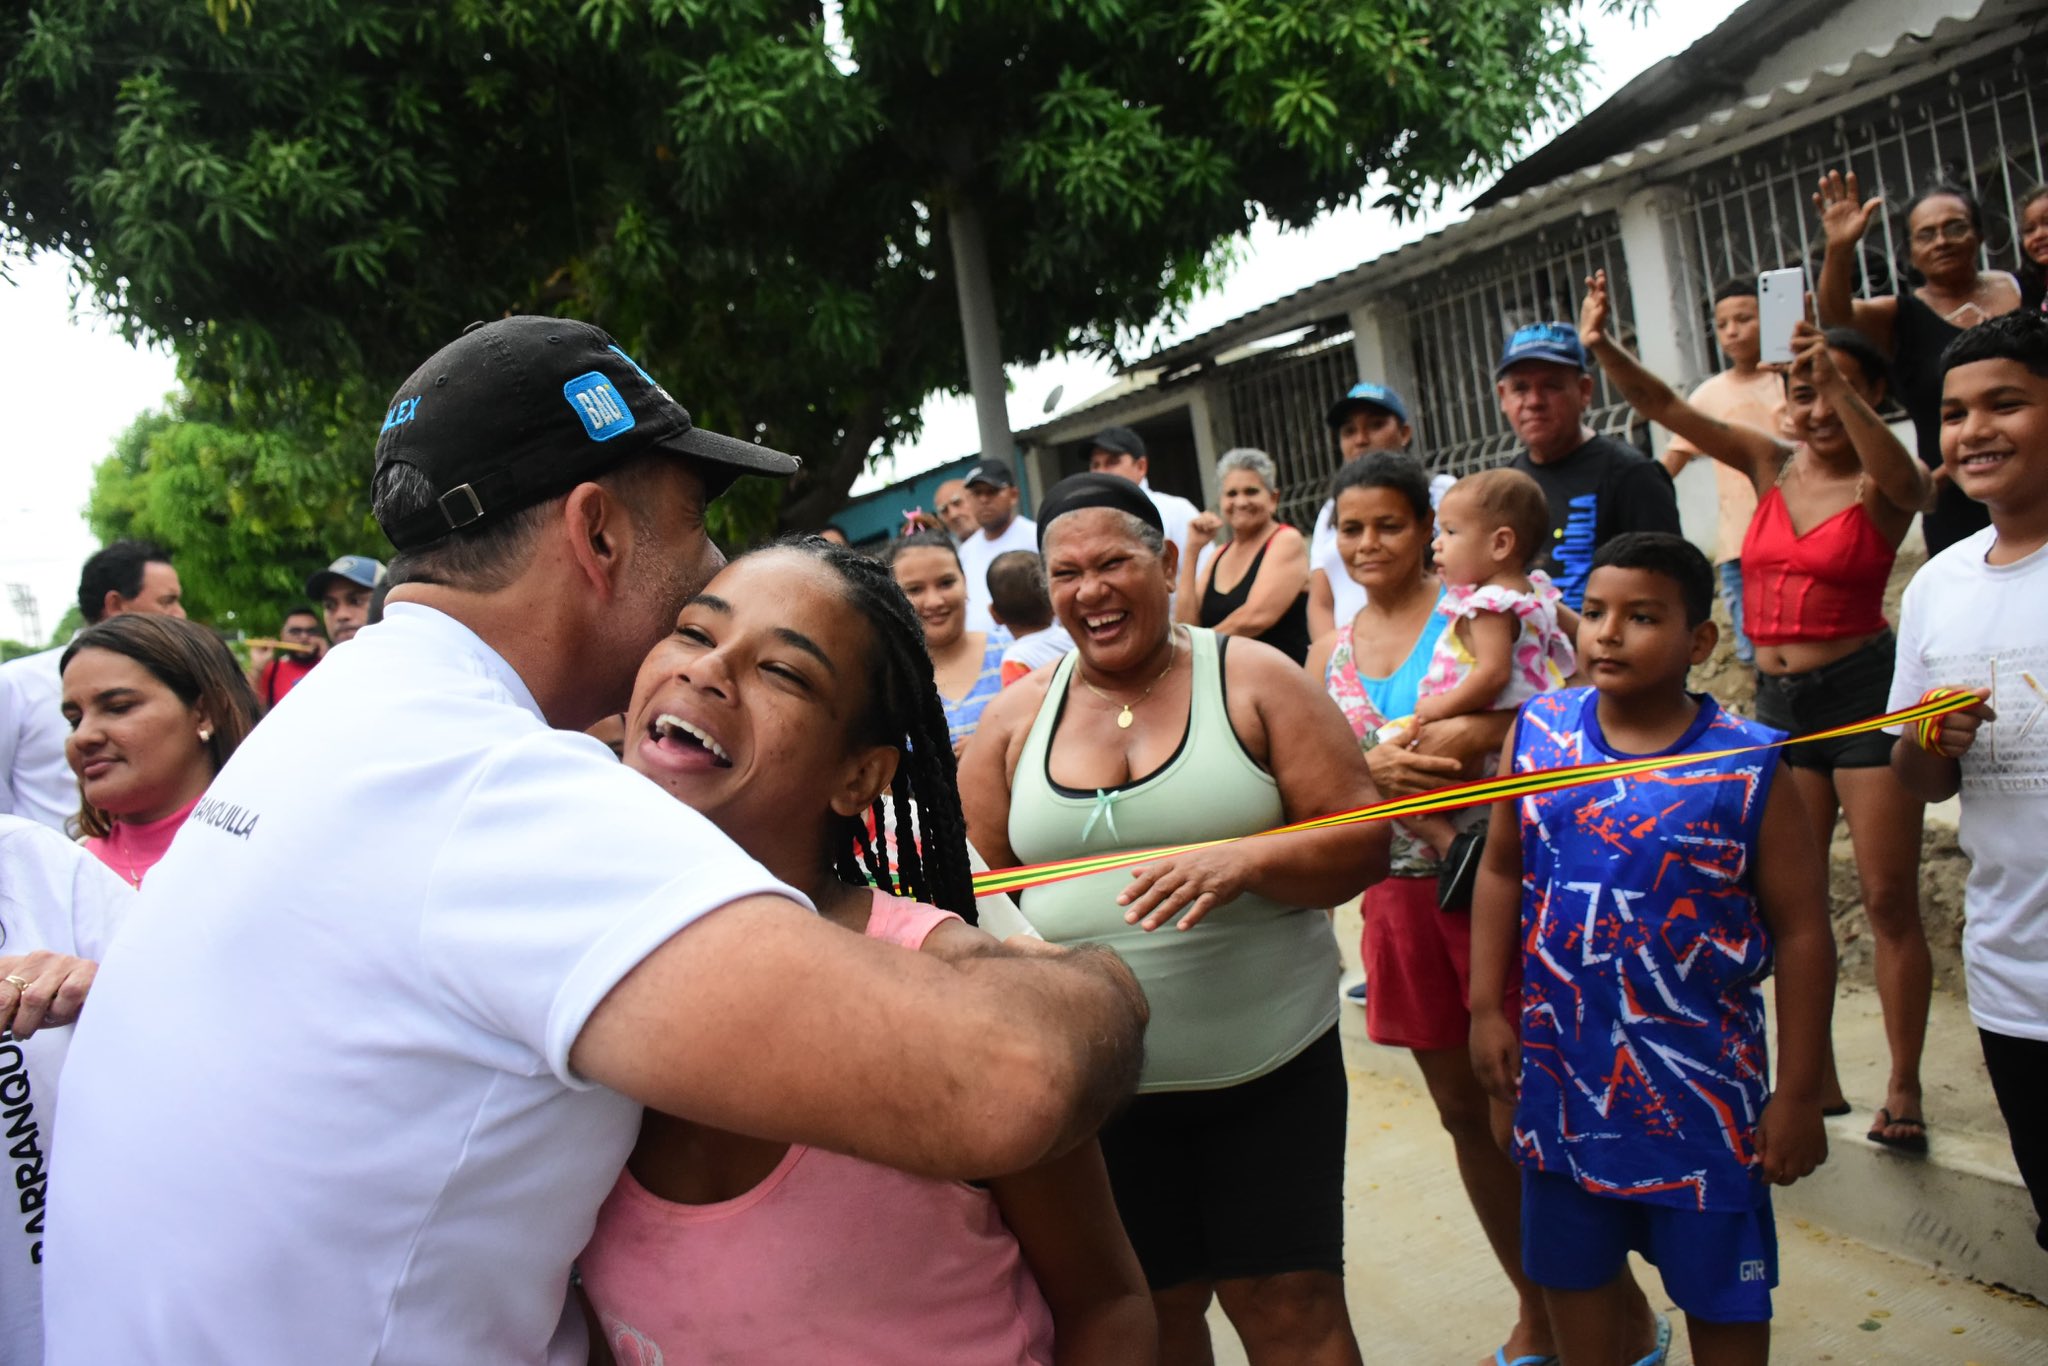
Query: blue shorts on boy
[{"left": 1509, "top": 688, "right": 1786, "bottom": 1321}]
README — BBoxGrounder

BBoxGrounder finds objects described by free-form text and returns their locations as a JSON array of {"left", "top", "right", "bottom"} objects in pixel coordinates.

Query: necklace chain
[{"left": 1078, "top": 626, "right": 1184, "bottom": 729}]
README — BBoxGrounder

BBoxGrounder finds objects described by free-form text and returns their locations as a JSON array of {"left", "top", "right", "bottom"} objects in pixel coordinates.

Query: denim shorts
[{"left": 1753, "top": 632, "right": 1897, "bottom": 771}]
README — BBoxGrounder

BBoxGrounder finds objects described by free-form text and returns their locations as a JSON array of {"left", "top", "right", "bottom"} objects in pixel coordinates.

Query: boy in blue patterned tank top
[{"left": 1470, "top": 534, "right": 1837, "bottom": 1366}]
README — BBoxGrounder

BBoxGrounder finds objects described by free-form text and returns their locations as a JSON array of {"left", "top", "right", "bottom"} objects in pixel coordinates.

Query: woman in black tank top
[
  {"left": 1175, "top": 448, "right": 1311, "bottom": 663},
  {"left": 1816, "top": 172, "right": 2022, "bottom": 553}
]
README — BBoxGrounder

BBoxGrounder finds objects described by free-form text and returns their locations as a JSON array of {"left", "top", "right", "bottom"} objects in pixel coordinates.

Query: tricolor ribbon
[{"left": 970, "top": 690, "right": 1980, "bottom": 898}]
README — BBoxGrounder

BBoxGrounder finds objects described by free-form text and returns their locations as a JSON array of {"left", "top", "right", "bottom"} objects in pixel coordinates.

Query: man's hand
[
  {"left": 1813, "top": 168, "right": 1881, "bottom": 250},
  {"left": 0, "top": 951, "right": 98, "bottom": 1039},
  {"left": 1755, "top": 1093, "right": 1828, "bottom": 1185},
  {"left": 1580, "top": 269, "right": 1612, "bottom": 349},
  {"left": 1469, "top": 1007, "right": 1521, "bottom": 1106}
]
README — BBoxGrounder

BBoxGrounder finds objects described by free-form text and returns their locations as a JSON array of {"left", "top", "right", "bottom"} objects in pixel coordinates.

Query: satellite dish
[{"left": 1042, "top": 385, "right": 1064, "bottom": 414}]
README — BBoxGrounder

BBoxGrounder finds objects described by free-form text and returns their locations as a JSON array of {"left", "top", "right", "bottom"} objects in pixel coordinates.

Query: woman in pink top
[
  {"left": 579, "top": 538, "right": 1154, "bottom": 1366},
  {"left": 59, "top": 614, "right": 258, "bottom": 887}
]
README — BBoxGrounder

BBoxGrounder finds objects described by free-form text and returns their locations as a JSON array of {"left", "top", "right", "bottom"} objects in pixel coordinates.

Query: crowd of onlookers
[{"left": 0, "top": 171, "right": 2043, "bottom": 1366}]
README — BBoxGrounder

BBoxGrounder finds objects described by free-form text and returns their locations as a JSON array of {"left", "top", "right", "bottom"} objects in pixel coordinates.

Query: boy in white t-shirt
[
  {"left": 1887, "top": 311, "right": 2048, "bottom": 1250},
  {"left": 1308, "top": 381, "right": 1415, "bottom": 642}
]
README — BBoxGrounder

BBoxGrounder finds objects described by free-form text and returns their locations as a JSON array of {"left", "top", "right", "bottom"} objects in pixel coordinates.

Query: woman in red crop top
[{"left": 1582, "top": 272, "right": 1938, "bottom": 1154}]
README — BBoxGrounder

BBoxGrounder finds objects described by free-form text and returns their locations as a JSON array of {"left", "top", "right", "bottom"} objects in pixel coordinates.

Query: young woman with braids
[{"left": 578, "top": 538, "right": 1153, "bottom": 1366}]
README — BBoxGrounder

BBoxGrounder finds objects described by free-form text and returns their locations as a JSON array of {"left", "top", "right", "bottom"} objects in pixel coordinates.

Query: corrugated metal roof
[{"left": 1132, "top": 0, "right": 2032, "bottom": 374}]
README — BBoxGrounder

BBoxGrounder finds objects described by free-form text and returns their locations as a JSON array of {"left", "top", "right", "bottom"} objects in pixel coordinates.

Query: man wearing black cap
[
  {"left": 1088, "top": 425, "right": 1200, "bottom": 577},
  {"left": 45, "top": 318, "right": 1148, "bottom": 1365},
  {"left": 1496, "top": 322, "right": 1679, "bottom": 609},
  {"left": 958, "top": 457, "right": 1038, "bottom": 633}
]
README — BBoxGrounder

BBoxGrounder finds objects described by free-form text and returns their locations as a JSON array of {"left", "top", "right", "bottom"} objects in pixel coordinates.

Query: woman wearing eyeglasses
[{"left": 1814, "top": 169, "right": 2023, "bottom": 554}]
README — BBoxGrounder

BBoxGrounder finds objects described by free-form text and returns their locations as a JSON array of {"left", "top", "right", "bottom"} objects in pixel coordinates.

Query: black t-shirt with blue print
[{"left": 1511, "top": 434, "right": 1681, "bottom": 609}]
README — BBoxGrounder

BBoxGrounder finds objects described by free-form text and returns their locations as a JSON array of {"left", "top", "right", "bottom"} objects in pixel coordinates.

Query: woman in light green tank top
[{"left": 960, "top": 479, "right": 1389, "bottom": 1366}]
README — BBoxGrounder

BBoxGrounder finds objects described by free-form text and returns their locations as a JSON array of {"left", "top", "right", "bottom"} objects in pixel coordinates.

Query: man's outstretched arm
[{"left": 570, "top": 895, "right": 1147, "bottom": 1178}]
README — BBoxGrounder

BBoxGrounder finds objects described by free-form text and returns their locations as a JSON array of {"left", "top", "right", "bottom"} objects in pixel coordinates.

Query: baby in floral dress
[{"left": 1391, "top": 468, "right": 1577, "bottom": 853}]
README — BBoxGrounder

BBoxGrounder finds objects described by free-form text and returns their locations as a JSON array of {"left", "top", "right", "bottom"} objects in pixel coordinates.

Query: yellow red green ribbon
[{"left": 970, "top": 690, "right": 1980, "bottom": 898}]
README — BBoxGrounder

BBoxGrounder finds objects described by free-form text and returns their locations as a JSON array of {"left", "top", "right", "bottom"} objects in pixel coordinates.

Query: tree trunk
[
  {"left": 944, "top": 198, "right": 1012, "bottom": 466},
  {"left": 777, "top": 396, "right": 890, "bottom": 533}
]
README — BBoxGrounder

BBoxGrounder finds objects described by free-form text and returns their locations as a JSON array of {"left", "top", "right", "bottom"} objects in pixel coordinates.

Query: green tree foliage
[
  {"left": 5, "top": 0, "right": 1636, "bottom": 622},
  {"left": 85, "top": 377, "right": 383, "bottom": 631}
]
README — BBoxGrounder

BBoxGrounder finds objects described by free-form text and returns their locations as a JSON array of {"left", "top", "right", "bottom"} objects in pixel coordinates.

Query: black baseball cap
[
  {"left": 963, "top": 458, "right": 1017, "bottom": 490},
  {"left": 373, "top": 317, "right": 800, "bottom": 552},
  {"left": 1089, "top": 425, "right": 1147, "bottom": 460}
]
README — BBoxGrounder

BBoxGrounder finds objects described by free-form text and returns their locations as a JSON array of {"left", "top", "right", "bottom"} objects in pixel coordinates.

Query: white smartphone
[{"left": 1757, "top": 267, "right": 1806, "bottom": 364}]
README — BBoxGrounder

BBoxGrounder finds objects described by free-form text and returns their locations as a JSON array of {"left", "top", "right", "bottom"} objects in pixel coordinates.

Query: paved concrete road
[{"left": 1200, "top": 1048, "right": 2048, "bottom": 1365}]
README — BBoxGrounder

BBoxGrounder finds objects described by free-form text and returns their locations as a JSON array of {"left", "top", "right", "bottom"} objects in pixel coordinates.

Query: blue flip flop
[
  {"left": 1627, "top": 1312, "right": 1674, "bottom": 1366},
  {"left": 1493, "top": 1350, "right": 1560, "bottom": 1366}
]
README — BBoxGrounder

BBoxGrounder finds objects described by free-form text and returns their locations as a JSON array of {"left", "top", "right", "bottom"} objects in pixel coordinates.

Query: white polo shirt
[
  {"left": 0, "top": 647, "right": 75, "bottom": 831},
  {"left": 959, "top": 515, "right": 1039, "bottom": 633},
  {"left": 1140, "top": 479, "right": 1201, "bottom": 569},
  {"left": 44, "top": 604, "right": 803, "bottom": 1365},
  {"left": 0, "top": 816, "right": 132, "bottom": 1366},
  {"left": 1309, "top": 500, "right": 1368, "bottom": 631}
]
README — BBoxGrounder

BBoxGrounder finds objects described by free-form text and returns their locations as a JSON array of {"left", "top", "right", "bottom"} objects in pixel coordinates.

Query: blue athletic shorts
[{"left": 1521, "top": 1169, "right": 1778, "bottom": 1323}]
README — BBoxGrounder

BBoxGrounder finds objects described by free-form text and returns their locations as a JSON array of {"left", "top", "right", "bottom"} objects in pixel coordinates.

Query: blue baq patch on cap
[{"left": 563, "top": 372, "right": 636, "bottom": 441}]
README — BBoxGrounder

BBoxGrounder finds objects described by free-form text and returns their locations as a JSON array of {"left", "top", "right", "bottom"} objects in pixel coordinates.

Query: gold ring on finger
[{"left": 2, "top": 975, "right": 27, "bottom": 992}]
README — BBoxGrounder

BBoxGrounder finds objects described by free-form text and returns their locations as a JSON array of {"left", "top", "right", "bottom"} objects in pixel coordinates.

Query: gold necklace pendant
[{"left": 1117, "top": 706, "right": 1134, "bottom": 729}]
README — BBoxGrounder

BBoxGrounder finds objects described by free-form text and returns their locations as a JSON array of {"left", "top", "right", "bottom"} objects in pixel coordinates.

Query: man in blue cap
[
  {"left": 1308, "top": 381, "right": 1415, "bottom": 642},
  {"left": 1496, "top": 322, "right": 1679, "bottom": 608},
  {"left": 307, "top": 554, "right": 388, "bottom": 648}
]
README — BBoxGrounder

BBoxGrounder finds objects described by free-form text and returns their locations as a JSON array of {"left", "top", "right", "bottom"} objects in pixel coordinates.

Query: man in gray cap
[
  {"left": 306, "top": 553, "right": 388, "bottom": 647},
  {"left": 46, "top": 317, "right": 1147, "bottom": 1365}
]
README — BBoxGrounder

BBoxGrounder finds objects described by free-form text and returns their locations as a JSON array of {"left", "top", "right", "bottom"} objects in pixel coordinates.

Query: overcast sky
[{"left": 0, "top": 0, "right": 1744, "bottom": 642}]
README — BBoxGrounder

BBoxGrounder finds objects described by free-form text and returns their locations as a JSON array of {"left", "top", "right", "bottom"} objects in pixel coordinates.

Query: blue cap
[
  {"left": 1495, "top": 322, "right": 1589, "bottom": 377},
  {"left": 1325, "top": 381, "right": 1411, "bottom": 431},
  {"left": 306, "top": 554, "right": 388, "bottom": 599}
]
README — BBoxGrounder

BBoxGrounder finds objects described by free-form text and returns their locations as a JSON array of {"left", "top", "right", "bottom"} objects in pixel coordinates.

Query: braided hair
[{"left": 776, "top": 536, "right": 979, "bottom": 923}]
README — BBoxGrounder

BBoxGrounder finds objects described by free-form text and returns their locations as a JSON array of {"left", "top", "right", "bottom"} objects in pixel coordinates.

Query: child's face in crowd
[
  {"left": 1714, "top": 294, "right": 1761, "bottom": 368},
  {"left": 1941, "top": 357, "right": 2048, "bottom": 515},
  {"left": 1336, "top": 407, "right": 1411, "bottom": 461},
  {"left": 625, "top": 552, "right": 891, "bottom": 859},
  {"left": 1429, "top": 489, "right": 1507, "bottom": 589},
  {"left": 2023, "top": 195, "right": 2048, "bottom": 269},
  {"left": 1578, "top": 566, "right": 1716, "bottom": 703},
  {"left": 1334, "top": 486, "right": 1430, "bottom": 593}
]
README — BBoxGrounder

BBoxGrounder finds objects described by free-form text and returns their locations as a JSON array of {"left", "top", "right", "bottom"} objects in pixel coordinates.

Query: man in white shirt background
[
  {"left": 43, "top": 318, "right": 1148, "bottom": 1365},
  {"left": 1086, "top": 424, "right": 1201, "bottom": 572},
  {"left": 0, "top": 540, "right": 188, "bottom": 831},
  {"left": 1307, "top": 381, "right": 1416, "bottom": 643},
  {"left": 957, "top": 458, "right": 1038, "bottom": 632}
]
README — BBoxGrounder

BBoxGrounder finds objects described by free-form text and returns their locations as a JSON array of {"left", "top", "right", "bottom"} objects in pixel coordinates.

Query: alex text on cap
[{"left": 373, "top": 317, "right": 800, "bottom": 552}]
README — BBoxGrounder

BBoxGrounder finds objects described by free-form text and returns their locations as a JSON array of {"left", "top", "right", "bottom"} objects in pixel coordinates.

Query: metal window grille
[
  {"left": 1394, "top": 215, "right": 1641, "bottom": 478},
  {"left": 1215, "top": 327, "right": 1361, "bottom": 529},
  {"left": 1658, "top": 49, "right": 2048, "bottom": 388}
]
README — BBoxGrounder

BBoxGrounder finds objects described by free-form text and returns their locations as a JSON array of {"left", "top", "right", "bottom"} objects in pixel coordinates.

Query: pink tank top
[{"left": 578, "top": 892, "right": 1056, "bottom": 1366}]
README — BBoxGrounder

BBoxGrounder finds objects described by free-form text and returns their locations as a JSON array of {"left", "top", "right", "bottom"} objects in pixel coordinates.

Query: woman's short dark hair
[
  {"left": 60, "top": 615, "right": 258, "bottom": 839},
  {"left": 775, "top": 537, "right": 978, "bottom": 922},
  {"left": 1906, "top": 181, "right": 1984, "bottom": 237},
  {"left": 1821, "top": 325, "right": 1892, "bottom": 396},
  {"left": 1330, "top": 450, "right": 1433, "bottom": 522}
]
